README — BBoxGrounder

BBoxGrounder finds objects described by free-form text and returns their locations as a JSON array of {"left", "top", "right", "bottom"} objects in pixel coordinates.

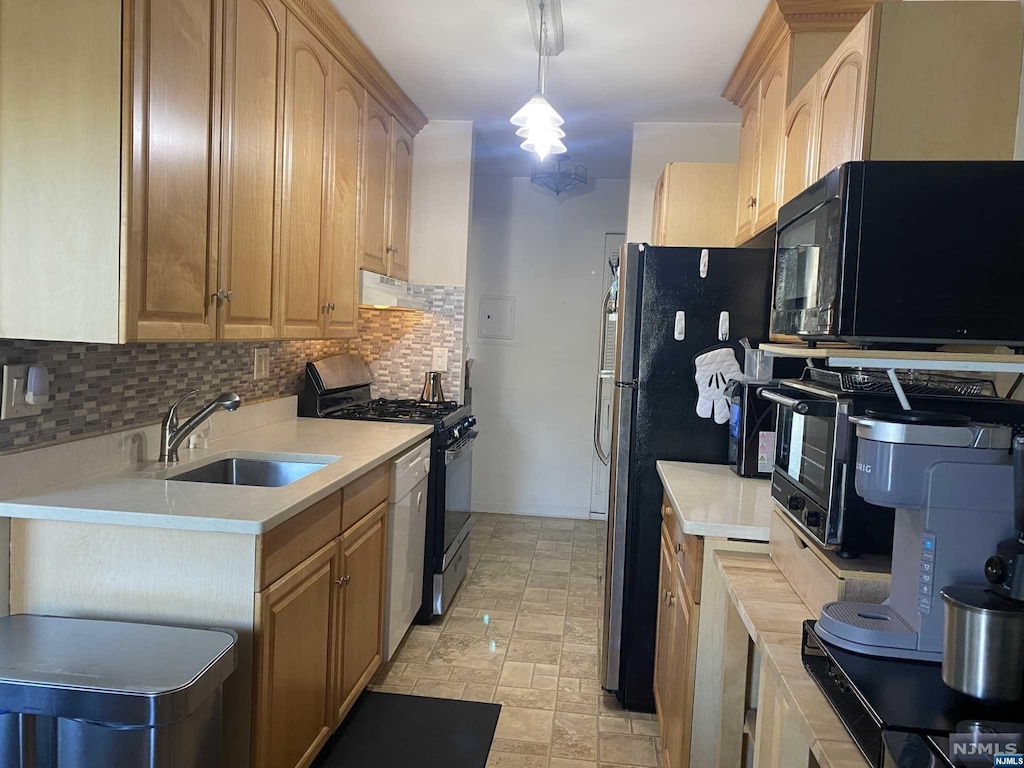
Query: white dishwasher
[{"left": 384, "top": 439, "right": 431, "bottom": 661}]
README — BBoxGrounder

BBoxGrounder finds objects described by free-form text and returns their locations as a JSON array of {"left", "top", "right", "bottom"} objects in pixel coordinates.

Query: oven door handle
[
  {"left": 445, "top": 431, "right": 478, "bottom": 465},
  {"left": 757, "top": 388, "right": 831, "bottom": 416}
]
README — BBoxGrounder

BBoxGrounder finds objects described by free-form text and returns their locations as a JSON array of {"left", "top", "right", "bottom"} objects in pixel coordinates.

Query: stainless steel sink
[{"left": 168, "top": 458, "right": 327, "bottom": 488}]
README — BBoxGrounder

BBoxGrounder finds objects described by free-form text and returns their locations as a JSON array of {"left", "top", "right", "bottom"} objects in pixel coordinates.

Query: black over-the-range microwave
[{"left": 770, "top": 161, "right": 1024, "bottom": 346}]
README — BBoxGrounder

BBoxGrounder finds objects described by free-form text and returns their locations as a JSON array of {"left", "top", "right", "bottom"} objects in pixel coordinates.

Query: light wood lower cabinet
[
  {"left": 334, "top": 503, "right": 387, "bottom": 722},
  {"left": 254, "top": 475, "right": 389, "bottom": 768},
  {"left": 253, "top": 541, "right": 338, "bottom": 768},
  {"left": 655, "top": 523, "right": 700, "bottom": 768}
]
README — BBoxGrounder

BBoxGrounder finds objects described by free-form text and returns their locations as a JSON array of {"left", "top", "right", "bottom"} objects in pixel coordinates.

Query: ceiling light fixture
[
  {"left": 531, "top": 156, "right": 588, "bottom": 196},
  {"left": 510, "top": 1, "right": 566, "bottom": 160}
]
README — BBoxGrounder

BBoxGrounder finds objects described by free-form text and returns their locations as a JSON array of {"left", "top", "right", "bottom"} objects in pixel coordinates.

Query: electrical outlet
[
  {"left": 431, "top": 347, "right": 449, "bottom": 372},
  {"left": 254, "top": 348, "right": 270, "bottom": 380}
]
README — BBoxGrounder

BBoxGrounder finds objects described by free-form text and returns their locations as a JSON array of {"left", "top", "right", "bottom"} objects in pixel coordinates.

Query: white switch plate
[
  {"left": 1, "top": 364, "right": 42, "bottom": 419},
  {"left": 254, "top": 348, "right": 270, "bottom": 380},
  {"left": 431, "top": 347, "right": 449, "bottom": 372}
]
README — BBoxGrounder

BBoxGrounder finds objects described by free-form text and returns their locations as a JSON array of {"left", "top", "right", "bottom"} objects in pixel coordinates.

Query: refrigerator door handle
[
  {"left": 615, "top": 379, "right": 638, "bottom": 389},
  {"left": 594, "top": 372, "right": 613, "bottom": 465}
]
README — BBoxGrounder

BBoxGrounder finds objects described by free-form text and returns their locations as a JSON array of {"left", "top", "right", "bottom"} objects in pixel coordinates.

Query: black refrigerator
[{"left": 601, "top": 243, "right": 773, "bottom": 711}]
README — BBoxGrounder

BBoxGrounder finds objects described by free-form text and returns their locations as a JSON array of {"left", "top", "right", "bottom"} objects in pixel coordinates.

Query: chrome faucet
[{"left": 159, "top": 390, "right": 241, "bottom": 462}]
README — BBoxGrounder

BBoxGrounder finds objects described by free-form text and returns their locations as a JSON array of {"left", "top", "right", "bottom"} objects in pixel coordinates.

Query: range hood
[{"left": 359, "top": 270, "right": 428, "bottom": 311}]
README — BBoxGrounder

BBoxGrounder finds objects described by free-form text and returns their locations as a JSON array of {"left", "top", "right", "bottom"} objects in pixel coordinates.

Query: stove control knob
[
  {"left": 467, "top": 416, "right": 477, "bottom": 428},
  {"left": 452, "top": 426, "right": 461, "bottom": 440},
  {"left": 985, "top": 555, "right": 1010, "bottom": 585},
  {"left": 805, "top": 511, "right": 821, "bottom": 528},
  {"left": 787, "top": 494, "right": 805, "bottom": 513}
]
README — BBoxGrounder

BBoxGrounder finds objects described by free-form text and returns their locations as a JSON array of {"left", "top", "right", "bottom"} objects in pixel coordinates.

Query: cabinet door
[
  {"left": 733, "top": 94, "right": 759, "bottom": 245},
  {"left": 654, "top": 527, "right": 674, "bottom": 747},
  {"left": 127, "top": 0, "right": 220, "bottom": 341},
  {"left": 218, "top": 0, "right": 286, "bottom": 340},
  {"left": 665, "top": 564, "right": 699, "bottom": 768},
  {"left": 359, "top": 94, "right": 392, "bottom": 276},
  {"left": 253, "top": 541, "right": 338, "bottom": 768},
  {"left": 322, "top": 59, "right": 364, "bottom": 340},
  {"left": 334, "top": 502, "right": 387, "bottom": 722},
  {"left": 387, "top": 122, "right": 413, "bottom": 281},
  {"left": 753, "top": 39, "right": 789, "bottom": 234},
  {"left": 280, "top": 14, "right": 331, "bottom": 339},
  {"left": 781, "top": 72, "right": 819, "bottom": 205},
  {"left": 816, "top": 14, "right": 872, "bottom": 179}
]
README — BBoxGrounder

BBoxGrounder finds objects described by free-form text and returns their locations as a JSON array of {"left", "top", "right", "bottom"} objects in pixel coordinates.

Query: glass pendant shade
[
  {"left": 509, "top": 93, "right": 564, "bottom": 128},
  {"left": 519, "top": 131, "right": 567, "bottom": 160}
]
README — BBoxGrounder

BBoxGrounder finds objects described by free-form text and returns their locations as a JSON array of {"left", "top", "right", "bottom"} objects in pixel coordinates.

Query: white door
[{"left": 590, "top": 233, "right": 625, "bottom": 517}]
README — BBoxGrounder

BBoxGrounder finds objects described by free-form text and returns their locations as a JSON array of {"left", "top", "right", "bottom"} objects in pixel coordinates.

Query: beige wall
[
  {"left": 408, "top": 120, "right": 475, "bottom": 287},
  {"left": 625, "top": 122, "right": 740, "bottom": 242}
]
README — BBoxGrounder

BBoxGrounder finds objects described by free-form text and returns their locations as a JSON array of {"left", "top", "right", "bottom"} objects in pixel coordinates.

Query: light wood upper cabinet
[
  {"left": 253, "top": 541, "right": 338, "bottom": 768},
  {"left": 733, "top": 93, "right": 760, "bottom": 245},
  {"left": 280, "top": 15, "right": 332, "bottom": 339},
  {"left": 753, "top": 38, "right": 789, "bottom": 234},
  {"left": 388, "top": 123, "right": 414, "bottom": 282},
  {"left": 815, "top": 15, "right": 870, "bottom": 179},
  {"left": 0, "top": 0, "right": 423, "bottom": 344},
  {"left": 322, "top": 59, "right": 364, "bottom": 340},
  {"left": 127, "top": 0, "right": 221, "bottom": 341},
  {"left": 360, "top": 94, "right": 392, "bottom": 276},
  {"left": 218, "top": 0, "right": 286, "bottom": 340},
  {"left": 652, "top": 162, "right": 739, "bottom": 247},
  {"left": 781, "top": 72, "right": 819, "bottom": 206},
  {"left": 334, "top": 502, "right": 387, "bottom": 721}
]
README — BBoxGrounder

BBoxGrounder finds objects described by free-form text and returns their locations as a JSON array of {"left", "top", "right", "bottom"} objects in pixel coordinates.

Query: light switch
[
  {"left": 432, "top": 347, "right": 449, "bottom": 372},
  {"left": 1, "top": 364, "right": 43, "bottom": 420}
]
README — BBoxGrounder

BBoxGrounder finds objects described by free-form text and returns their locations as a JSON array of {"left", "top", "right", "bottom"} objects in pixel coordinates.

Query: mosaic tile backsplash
[{"left": 0, "top": 285, "right": 465, "bottom": 454}]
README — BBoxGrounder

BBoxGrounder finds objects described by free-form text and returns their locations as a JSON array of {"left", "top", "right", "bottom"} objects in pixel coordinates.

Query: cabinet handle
[
  {"left": 335, "top": 575, "right": 351, "bottom": 587},
  {"left": 675, "top": 541, "right": 683, "bottom": 554},
  {"left": 213, "top": 289, "right": 232, "bottom": 302}
]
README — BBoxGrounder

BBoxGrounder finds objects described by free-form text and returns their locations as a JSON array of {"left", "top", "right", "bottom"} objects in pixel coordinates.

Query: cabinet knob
[
  {"left": 213, "top": 289, "right": 232, "bottom": 302},
  {"left": 668, "top": 594, "right": 677, "bottom": 607},
  {"left": 675, "top": 541, "right": 682, "bottom": 554},
  {"left": 335, "top": 575, "right": 351, "bottom": 587},
  {"left": 322, "top": 304, "right": 329, "bottom": 315},
  {"left": 328, "top": 302, "right": 336, "bottom": 312}
]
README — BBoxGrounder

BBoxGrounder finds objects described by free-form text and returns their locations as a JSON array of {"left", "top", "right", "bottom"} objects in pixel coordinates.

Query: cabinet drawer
[
  {"left": 258, "top": 490, "right": 342, "bottom": 590},
  {"left": 661, "top": 494, "right": 704, "bottom": 604},
  {"left": 342, "top": 464, "right": 389, "bottom": 532}
]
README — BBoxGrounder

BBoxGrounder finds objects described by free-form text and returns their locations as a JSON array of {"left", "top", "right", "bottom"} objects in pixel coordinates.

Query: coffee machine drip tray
[{"left": 801, "top": 621, "right": 1023, "bottom": 768}]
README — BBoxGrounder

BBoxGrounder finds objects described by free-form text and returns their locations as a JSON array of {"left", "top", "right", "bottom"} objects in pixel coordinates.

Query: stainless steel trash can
[{"left": 0, "top": 614, "right": 236, "bottom": 768}]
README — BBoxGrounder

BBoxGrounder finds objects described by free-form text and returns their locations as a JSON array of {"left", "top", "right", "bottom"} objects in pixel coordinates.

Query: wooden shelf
[{"left": 760, "top": 344, "right": 1024, "bottom": 374}]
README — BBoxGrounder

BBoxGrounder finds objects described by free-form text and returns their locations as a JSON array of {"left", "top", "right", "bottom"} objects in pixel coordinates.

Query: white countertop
[
  {"left": 0, "top": 418, "right": 434, "bottom": 535},
  {"left": 656, "top": 461, "right": 773, "bottom": 541}
]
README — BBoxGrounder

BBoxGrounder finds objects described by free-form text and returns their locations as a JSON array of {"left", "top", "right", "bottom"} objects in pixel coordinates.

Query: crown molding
[{"left": 723, "top": 0, "right": 885, "bottom": 105}]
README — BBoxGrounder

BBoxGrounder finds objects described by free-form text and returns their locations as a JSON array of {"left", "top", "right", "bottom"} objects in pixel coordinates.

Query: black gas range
[{"left": 300, "top": 354, "right": 477, "bottom": 620}]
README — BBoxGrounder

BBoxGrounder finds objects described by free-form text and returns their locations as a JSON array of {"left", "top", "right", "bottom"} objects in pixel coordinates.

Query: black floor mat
[{"left": 311, "top": 691, "right": 501, "bottom": 768}]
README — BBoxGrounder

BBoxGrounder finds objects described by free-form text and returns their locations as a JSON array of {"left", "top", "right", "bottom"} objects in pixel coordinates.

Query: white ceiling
[{"left": 330, "top": 0, "right": 766, "bottom": 178}]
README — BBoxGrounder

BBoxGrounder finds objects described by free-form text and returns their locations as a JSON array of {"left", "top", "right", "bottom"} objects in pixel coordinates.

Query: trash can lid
[{"left": 0, "top": 614, "right": 237, "bottom": 727}]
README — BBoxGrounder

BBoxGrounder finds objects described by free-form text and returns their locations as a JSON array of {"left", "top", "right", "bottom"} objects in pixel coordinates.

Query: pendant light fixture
[{"left": 510, "top": 1, "right": 567, "bottom": 160}]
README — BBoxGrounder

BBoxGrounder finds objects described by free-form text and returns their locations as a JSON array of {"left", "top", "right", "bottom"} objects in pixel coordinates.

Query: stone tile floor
[{"left": 369, "top": 513, "right": 664, "bottom": 768}]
